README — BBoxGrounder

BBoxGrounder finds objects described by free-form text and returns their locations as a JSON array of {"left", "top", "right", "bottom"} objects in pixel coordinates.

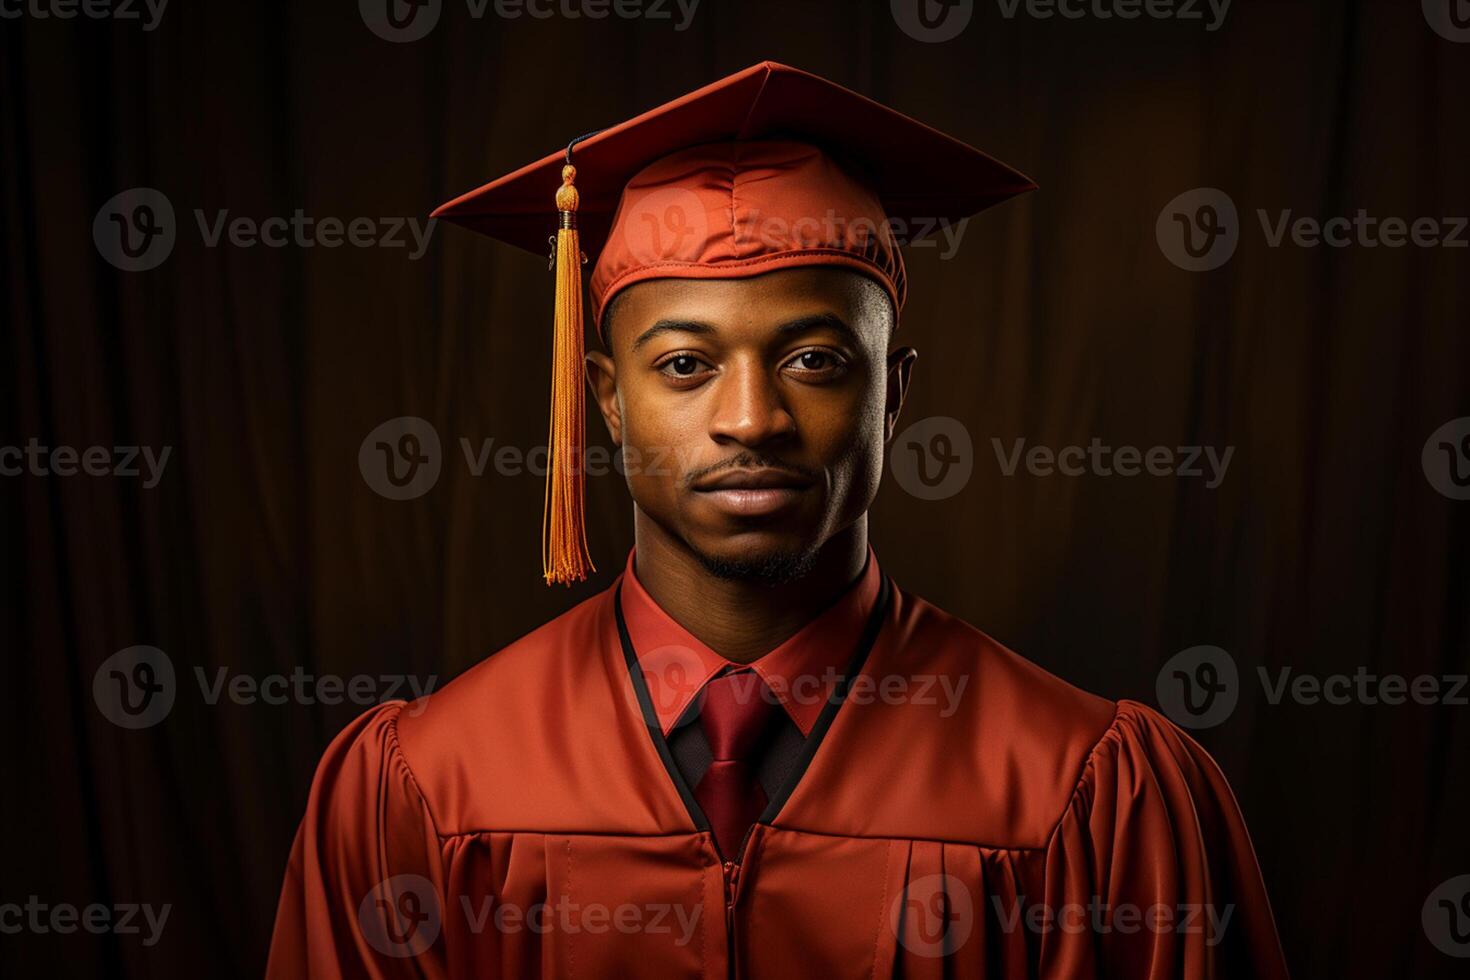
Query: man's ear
[
  {"left": 585, "top": 350, "right": 623, "bottom": 447},
  {"left": 884, "top": 346, "right": 918, "bottom": 443}
]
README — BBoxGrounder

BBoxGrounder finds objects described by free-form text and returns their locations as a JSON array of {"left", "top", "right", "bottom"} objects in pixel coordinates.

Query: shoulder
[
  {"left": 295, "top": 588, "right": 619, "bottom": 832},
  {"left": 898, "top": 594, "right": 1243, "bottom": 834},
  {"left": 866, "top": 588, "right": 1236, "bottom": 848},
  {"left": 888, "top": 585, "right": 1122, "bottom": 773},
  {"left": 788, "top": 584, "right": 1126, "bottom": 846},
  {"left": 1070, "top": 697, "right": 1242, "bottom": 819},
  {"left": 388, "top": 585, "right": 615, "bottom": 800},
  {"left": 331, "top": 584, "right": 683, "bottom": 835},
  {"left": 395, "top": 586, "right": 613, "bottom": 744}
]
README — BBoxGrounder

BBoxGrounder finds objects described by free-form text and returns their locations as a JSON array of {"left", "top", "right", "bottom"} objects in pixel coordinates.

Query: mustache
[{"left": 682, "top": 452, "right": 820, "bottom": 488}]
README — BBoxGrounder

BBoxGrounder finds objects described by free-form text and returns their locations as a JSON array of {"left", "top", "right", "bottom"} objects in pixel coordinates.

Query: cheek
[
  {"left": 799, "top": 384, "right": 887, "bottom": 500},
  {"left": 616, "top": 386, "right": 698, "bottom": 498},
  {"left": 826, "top": 426, "right": 886, "bottom": 512},
  {"left": 622, "top": 385, "right": 687, "bottom": 453}
]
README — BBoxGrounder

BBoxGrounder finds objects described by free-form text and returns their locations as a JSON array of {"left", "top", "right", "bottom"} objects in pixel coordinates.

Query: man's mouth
[{"left": 691, "top": 468, "right": 814, "bottom": 518}]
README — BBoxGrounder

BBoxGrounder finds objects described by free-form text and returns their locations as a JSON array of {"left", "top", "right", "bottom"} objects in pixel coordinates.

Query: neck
[{"left": 631, "top": 516, "right": 869, "bottom": 663}]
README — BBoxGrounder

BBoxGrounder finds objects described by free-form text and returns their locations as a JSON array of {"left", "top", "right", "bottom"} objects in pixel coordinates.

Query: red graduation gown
[{"left": 266, "top": 554, "right": 1289, "bottom": 978}]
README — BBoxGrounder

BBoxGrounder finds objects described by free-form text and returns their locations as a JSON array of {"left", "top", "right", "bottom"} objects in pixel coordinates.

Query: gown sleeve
[
  {"left": 1040, "top": 700, "right": 1290, "bottom": 979},
  {"left": 266, "top": 701, "right": 448, "bottom": 979}
]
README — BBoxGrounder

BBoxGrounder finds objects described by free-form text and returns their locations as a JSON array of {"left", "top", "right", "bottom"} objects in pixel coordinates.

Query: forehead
[{"left": 603, "top": 266, "right": 892, "bottom": 352}]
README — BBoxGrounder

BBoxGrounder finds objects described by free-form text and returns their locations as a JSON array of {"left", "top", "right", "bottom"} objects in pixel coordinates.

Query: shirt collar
[{"left": 617, "top": 545, "right": 884, "bottom": 737}]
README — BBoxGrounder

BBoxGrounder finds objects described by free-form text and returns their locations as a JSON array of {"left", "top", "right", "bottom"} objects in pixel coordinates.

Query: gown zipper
[{"left": 723, "top": 826, "right": 757, "bottom": 976}]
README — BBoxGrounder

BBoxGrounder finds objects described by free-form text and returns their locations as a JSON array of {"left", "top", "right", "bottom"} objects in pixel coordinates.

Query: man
[{"left": 267, "top": 62, "right": 1289, "bottom": 978}]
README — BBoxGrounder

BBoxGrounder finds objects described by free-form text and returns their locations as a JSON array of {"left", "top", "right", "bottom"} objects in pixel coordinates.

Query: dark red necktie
[{"left": 694, "top": 670, "right": 776, "bottom": 860}]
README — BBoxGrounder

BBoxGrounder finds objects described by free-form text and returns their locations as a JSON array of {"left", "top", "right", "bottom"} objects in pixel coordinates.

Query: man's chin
[{"left": 686, "top": 536, "right": 821, "bottom": 586}]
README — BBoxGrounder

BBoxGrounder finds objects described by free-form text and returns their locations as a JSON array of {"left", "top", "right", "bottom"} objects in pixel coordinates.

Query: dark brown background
[{"left": 4, "top": 0, "right": 1469, "bottom": 976}]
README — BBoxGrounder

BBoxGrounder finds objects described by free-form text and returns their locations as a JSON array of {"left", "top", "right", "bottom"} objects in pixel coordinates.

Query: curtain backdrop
[{"left": 4, "top": 0, "right": 1468, "bottom": 975}]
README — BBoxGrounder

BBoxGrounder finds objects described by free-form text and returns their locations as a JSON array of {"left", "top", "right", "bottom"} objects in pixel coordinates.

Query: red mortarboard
[{"left": 432, "top": 61, "right": 1035, "bottom": 585}]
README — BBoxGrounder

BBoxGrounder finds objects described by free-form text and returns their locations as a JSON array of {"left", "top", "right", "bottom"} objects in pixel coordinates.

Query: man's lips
[
  {"left": 691, "top": 468, "right": 814, "bottom": 517},
  {"left": 692, "top": 468, "right": 813, "bottom": 492}
]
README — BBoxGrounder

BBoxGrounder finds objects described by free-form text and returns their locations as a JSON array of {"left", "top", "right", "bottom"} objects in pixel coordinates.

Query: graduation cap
[{"left": 432, "top": 61, "right": 1035, "bottom": 586}]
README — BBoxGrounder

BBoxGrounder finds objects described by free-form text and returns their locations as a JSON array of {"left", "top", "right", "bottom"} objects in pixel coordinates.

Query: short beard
[{"left": 692, "top": 544, "right": 820, "bottom": 586}]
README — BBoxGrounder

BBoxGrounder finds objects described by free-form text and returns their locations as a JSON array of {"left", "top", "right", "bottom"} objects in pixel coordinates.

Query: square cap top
[{"left": 433, "top": 61, "right": 1035, "bottom": 328}]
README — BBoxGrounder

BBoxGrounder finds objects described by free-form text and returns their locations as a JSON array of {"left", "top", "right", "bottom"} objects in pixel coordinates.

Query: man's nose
[{"left": 707, "top": 359, "right": 797, "bottom": 447}]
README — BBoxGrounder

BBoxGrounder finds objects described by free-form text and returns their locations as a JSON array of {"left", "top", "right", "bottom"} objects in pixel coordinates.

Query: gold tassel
[{"left": 542, "top": 164, "right": 595, "bottom": 585}]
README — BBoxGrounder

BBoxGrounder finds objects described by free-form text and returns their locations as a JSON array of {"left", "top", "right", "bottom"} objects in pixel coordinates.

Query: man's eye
[
  {"left": 660, "top": 355, "right": 706, "bottom": 377},
  {"left": 786, "top": 349, "right": 846, "bottom": 374}
]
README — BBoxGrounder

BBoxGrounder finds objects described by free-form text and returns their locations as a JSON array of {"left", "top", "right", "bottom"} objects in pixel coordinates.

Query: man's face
[{"left": 585, "top": 266, "right": 916, "bottom": 582}]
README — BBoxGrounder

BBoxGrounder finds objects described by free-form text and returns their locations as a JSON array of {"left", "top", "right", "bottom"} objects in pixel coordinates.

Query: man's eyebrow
[
  {"left": 630, "top": 319, "right": 716, "bottom": 352},
  {"left": 775, "top": 313, "right": 859, "bottom": 344},
  {"left": 629, "top": 312, "right": 859, "bottom": 352}
]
